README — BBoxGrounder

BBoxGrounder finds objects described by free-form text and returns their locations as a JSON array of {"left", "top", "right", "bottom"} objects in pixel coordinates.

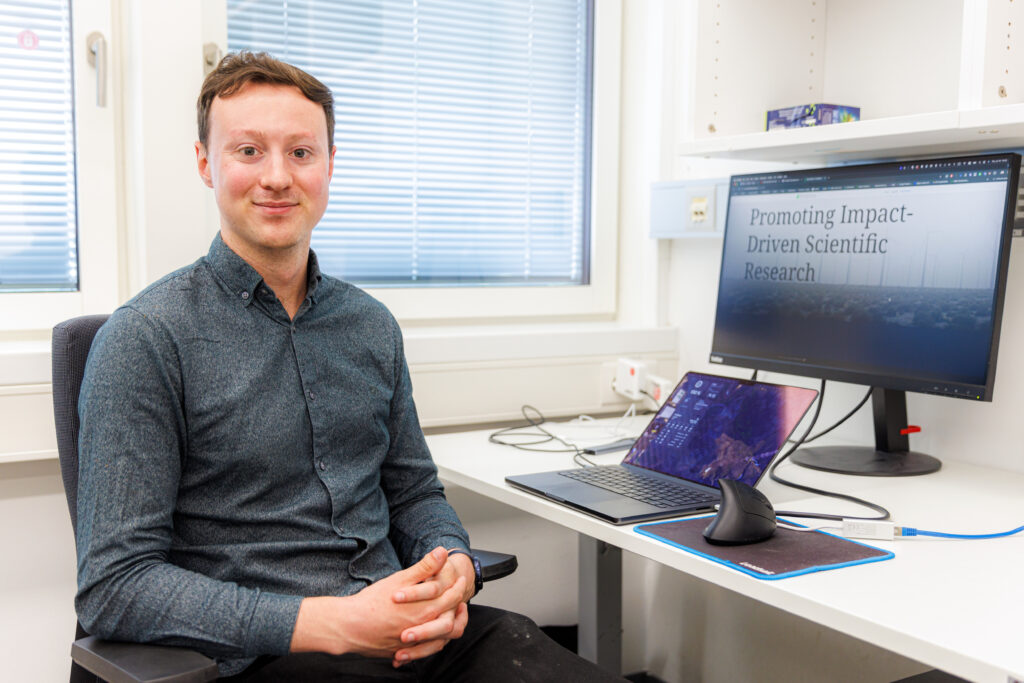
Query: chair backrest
[{"left": 52, "top": 314, "right": 111, "bottom": 535}]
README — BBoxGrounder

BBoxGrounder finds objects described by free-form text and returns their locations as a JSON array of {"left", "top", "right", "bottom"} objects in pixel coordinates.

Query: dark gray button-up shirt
[{"left": 75, "top": 235, "right": 470, "bottom": 675}]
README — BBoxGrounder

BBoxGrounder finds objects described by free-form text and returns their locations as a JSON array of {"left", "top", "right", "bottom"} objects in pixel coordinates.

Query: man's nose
[{"left": 260, "top": 153, "right": 291, "bottom": 190}]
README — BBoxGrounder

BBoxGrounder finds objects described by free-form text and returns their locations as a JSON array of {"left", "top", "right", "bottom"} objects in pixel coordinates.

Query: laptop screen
[{"left": 622, "top": 372, "right": 818, "bottom": 488}]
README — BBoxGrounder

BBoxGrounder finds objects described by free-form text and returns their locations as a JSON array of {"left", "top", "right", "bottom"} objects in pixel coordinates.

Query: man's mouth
[
  {"left": 254, "top": 200, "right": 299, "bottom": 213},
  {"left": 255, "top": 200, "right": 298, "bottom": 207}
]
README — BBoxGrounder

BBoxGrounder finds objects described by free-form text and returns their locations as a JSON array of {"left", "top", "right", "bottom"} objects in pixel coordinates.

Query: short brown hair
[{"left": 197, "top": 50, "right": 335, "bottom": 147}]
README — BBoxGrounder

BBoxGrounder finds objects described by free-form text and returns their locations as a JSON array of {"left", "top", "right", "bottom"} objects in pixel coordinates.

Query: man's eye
[
  {"left": 294, "top": 149, "right": 308, "bottom": 159},
  {"left": 241, "top": 146, "right": 257, "bottom": 156}
]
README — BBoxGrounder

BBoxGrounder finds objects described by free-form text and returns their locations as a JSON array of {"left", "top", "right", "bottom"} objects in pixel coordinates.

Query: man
[{"left": 76, "top": 51, "right": 625, "bottom": 682}]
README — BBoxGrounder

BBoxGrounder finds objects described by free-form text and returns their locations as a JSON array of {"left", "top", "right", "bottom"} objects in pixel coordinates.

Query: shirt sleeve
[
  {"left": 379, "top": 315, "right": 472, "bottom": 565},
  {"left": 75, "top": 307, "right": 303, "bottom": 661}
]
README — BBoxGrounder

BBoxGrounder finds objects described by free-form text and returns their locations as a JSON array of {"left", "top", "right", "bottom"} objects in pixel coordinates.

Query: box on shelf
[{"left": 765, "top": 103, "right": 860, "bottom": 130}]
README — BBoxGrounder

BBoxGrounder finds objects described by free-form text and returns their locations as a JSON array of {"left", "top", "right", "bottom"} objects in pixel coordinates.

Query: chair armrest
[
  {"left": 71, "top": 636, "right": 218, "bottom": 683},
  {"left": 470, "top": 548, "right": 518, "bottom": 582}
]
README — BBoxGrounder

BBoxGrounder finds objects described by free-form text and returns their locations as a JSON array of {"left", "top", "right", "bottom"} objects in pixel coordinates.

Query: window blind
[
  {"left": 0, "top": 0, "right": 77, "bottom": 292},
  {"left": 227, "top": 0, "right": 592, "bottom": 286}
]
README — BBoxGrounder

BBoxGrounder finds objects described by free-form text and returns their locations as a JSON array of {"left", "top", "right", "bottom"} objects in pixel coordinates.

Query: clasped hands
[{"left": 291, "top": 546, "right": 477, "bottom": 667}]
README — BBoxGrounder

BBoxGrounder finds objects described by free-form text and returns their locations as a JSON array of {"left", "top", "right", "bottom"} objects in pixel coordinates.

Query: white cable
[
  {"left": 777, "top": 520, "right": 841, "bottom": 533},
  {"left": 558, "top": 405, "right": 639, "bottom": 443}
]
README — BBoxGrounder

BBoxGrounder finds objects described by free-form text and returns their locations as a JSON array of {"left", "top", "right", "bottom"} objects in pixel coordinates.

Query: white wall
[{"left": 0, "top": 460, "right": 77, "bottom": 682}]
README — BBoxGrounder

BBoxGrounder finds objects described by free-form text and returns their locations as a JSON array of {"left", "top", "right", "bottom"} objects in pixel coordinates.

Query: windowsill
[
  {"left": 403, "top": 323, "right": 678, "bottom": 365},
  {"left": 0, "top": 341, "right": 51, "bottom": 387},
  {"left": 0, "top": 324, "right": 678, "bottom": 386},
  {"left": 0, "top": 450, "right": 57, "bottom": 465}
]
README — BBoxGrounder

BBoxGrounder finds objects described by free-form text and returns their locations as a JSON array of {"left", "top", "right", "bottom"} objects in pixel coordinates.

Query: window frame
[
  {"left": 0, "top": 0, "right": 121, "bottom": 333},
  {"left": 210, "top": 0, "right": 622, "bottom": 322}
]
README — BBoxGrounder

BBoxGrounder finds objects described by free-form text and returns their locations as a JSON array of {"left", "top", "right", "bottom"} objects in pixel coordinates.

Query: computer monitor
[{"left": 709, "top": 152, "right": 1020, "bottom": 476}]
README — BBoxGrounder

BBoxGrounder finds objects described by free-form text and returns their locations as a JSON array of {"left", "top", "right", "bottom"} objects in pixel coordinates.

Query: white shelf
[{"left": 678, "top": 105, "right": 1024, "bottom": 164}]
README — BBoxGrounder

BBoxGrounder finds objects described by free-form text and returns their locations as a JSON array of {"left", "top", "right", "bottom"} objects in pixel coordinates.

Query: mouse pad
[{"left": 635, "top": 515, "right": 894, "bottom": 580}]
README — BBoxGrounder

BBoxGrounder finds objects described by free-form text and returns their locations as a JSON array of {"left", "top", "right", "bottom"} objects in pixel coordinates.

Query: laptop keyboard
[{"left": 559, "top": 466, "right": 717, "bottom": 508}]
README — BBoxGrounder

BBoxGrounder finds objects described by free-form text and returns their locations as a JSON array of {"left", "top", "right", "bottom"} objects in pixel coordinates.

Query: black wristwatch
[{"left": 448, "top": 548, "right": 483, "bottom": 595}]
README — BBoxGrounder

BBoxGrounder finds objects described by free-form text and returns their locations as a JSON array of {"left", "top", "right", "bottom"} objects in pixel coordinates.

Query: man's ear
[
  {"left": 328, "top": 145, "right": 336, "bottom": 181},
  {"left": 195, "top": 141, "right": 214, "bottom": 188}
]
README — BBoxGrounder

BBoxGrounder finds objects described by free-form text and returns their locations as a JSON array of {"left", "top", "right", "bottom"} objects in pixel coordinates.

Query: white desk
[{"left": 426, "top": 421, "right": 1024, "bottom": 683}]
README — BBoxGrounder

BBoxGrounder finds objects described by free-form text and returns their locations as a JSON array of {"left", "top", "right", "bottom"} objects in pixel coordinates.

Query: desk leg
[{"left": 577, "top": 535, "right": 622, "bottom": 674}]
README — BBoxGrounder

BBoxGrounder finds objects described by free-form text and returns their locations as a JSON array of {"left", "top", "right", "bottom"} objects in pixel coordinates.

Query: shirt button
[
  {"left": 318, "top": 460, "right": 326, "bottom": 471},
  {"left": 240, "top": 291, "right": 249, "bottom": 300}
]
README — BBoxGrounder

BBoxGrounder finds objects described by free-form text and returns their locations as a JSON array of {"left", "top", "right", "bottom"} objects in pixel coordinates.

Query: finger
[
  {"left": 394, "top": 546, "right": 447, "bottom": 586},
  {"left": 393, "top": 555, "right": 460, "bottom": 603},
  {"left": 392, "top": 636, "right": 449, "bottom": 668},
  {"left": 401, "top": 607, "right": 456, "bottom": 645},
  {"left": 449, "top": 602, "right": 468, "bottom": 640},
  {"left": 435, "top": 557, "right": 458, "bottom": 585},
  {"left": 392, "top": 578, "right": 444, "bottom": 604},
  {"left": 435, "top": 574, "right": 466, "bottom": 613}
]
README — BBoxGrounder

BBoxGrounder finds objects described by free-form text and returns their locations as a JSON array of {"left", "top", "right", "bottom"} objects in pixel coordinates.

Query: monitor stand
[{"left": 790, "top": 387, "right": 941, "bottom": 477}]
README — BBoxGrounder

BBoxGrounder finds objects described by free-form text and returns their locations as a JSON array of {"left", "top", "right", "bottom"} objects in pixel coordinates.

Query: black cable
[
  {"left": 488, "top": 405, "right": 597, "bottom": 466},
  {"left": 573, "top": 451, "right": 599, "bottom": 467},
  {"left": 488, "top": 405, "right": 574, "bottom": 451},
  {"left": 768, "top": 380, "right": 892, "bottom": 521},
  {"left": 757, "top": 370, "right": 871, "bottom": 446},
  {"left": 790, "top": 385, "right": 872, "bottom": 445}
]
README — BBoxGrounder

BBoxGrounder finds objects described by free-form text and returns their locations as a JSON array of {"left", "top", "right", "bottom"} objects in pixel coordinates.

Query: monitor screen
[{"left": 710, "top": 152, "right": 1020, "bottom": 402}]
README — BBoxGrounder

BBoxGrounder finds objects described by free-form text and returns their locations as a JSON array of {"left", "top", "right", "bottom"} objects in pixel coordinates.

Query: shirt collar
[{"left": 205, "top": 233, "right": 324, "bottom": 308}]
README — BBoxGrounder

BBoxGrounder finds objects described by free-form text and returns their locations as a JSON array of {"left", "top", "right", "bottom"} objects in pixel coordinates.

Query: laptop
[{"left": 505, "top": 371, "right": 818, "bottom": 525}]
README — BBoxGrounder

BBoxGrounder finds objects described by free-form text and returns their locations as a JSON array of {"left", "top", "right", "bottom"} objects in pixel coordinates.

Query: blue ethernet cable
[
  {"left": 834, "top": 520, "right": 1024, "bottom": 541},
  {"left": 897, "top": 524, "right": 1024, "bottom": 540}
]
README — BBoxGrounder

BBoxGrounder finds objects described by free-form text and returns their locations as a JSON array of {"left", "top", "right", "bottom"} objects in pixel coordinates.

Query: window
[
  {"left": 227, "top": 0, "right": 594, "bottom": 289},
  {"left": 0, "top": 0, "right": 119, "bottom": 332},
  {"left": 0, "top": 1, "right": 77, "bottom": 292}
]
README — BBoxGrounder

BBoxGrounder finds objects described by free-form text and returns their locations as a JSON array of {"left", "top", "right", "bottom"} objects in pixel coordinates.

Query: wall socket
[
  {"left": 650, "top": 177, "right": 729, "bottom": 238},
  {"left": 613, "top": 358, "right": 647, "bottom": 401},
  {"left": 645, "top": 374, "right": 674, "bottom": 406},
  {"left": 599, "top": 359, "right": 676, "bottom": 407},
  {"left": 689, "top": 195, "right": 710, "bottom": 225}
]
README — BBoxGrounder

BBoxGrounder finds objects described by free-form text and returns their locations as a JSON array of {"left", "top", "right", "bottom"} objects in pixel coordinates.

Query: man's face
[{"left": 196, "top": 82, "right": 335, "bottom": 259}]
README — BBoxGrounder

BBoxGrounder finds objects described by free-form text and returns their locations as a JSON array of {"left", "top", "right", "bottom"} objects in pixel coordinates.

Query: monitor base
[{"left": 791, "top": 446, "right": 941, "bottom": 477}]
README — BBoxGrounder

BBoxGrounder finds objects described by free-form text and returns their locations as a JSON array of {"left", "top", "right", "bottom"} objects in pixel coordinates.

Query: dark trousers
[{"left": 222, "top": 605, "right": 627, "bottom": 682}]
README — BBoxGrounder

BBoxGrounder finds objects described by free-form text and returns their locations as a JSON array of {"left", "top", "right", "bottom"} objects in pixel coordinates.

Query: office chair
[{"left": 53, "top": 314, "right": 517, "bottom": 683}]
